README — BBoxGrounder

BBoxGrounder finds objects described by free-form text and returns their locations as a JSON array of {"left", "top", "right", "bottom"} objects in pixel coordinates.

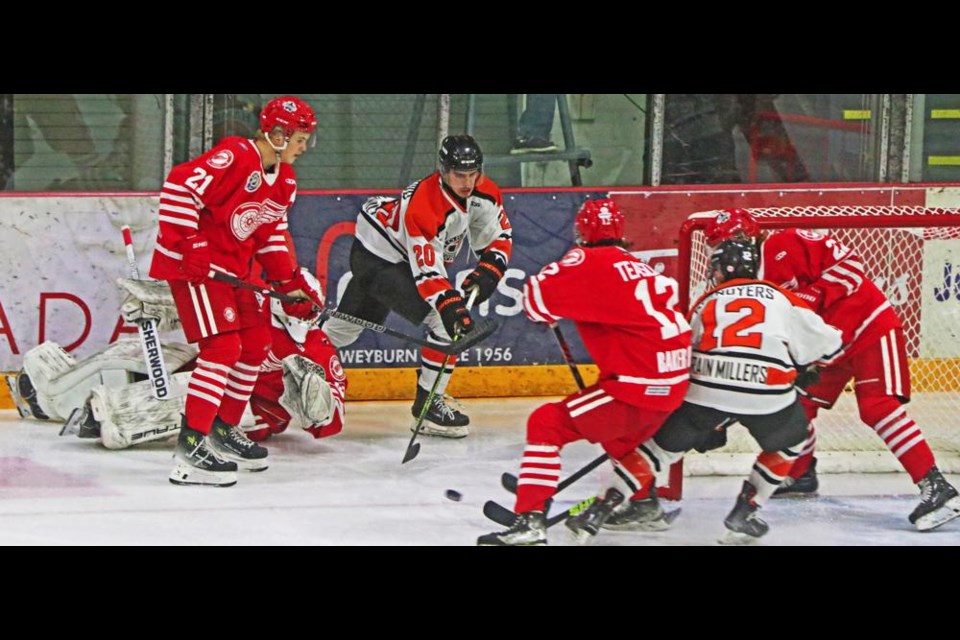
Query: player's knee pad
[
  {"left": 321, "top": 316, "right": 363, "bottom": 349},
  {"left": 526, "top": 402, "right": 570, "bottom": 444},
  {"left": 857, "top": 395, "right": 904, "bottom": 428},
  {"left": 196, "top": 332, "right": 243, "bottom": 367},
  {"left": 755, "top": 420, "right": 807, "bottom": 453},
  {"left": 238, "top": 324, "right": 272, "bottom": 364}
]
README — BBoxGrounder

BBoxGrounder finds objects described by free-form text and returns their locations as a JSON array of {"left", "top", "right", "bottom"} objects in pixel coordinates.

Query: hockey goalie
[{"left": 7, "top": 273, "right": 346, "bottom": 449}]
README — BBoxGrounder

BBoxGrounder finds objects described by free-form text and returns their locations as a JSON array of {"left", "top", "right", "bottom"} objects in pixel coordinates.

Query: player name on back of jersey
[
  {"left": 658, "top": 347, "right": 691, "bottom": 374},
  {"left": 612, "top": 259, "right": 658, "bottom": 281},
  {"left": 692, "top": 354, "right": 770, "bottom": 384},
  {"left": 715, "top": 284, "right": 776, "bottom": 300}
]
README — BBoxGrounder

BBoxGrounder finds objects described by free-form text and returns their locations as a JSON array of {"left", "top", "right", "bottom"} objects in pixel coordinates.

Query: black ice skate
[
  {"left": 773, "top": 456, "right": 819, "bottom": 498},
  {"left": 565, "top": 487, "right": 625, "bottom": 544},
  {"left": 720, "top": 481, "right": 769, "bottom": 545},
  {"left": 411, "top": 385, "right": 469, "bottom": 439},
  {"left": 207, "top": 417, "right": 269, "bottom": 472},
  {"left": 58, "top": 402, "right": 102, "bottom": 439},
  {"left": 602, "top": 491, "right": 679, "bottom": 532},
  {"left": 169, "top": 420, "right": 238, "bottom": 487},
  {"left": 909, "top": 466, "right": 960, "bottom": 531},
  {"left": 477, "top": 511, "right": 547, "bottom": 546}
]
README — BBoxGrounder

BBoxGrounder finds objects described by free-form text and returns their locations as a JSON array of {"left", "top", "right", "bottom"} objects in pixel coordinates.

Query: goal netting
[{"left": 677, "top": 205, "right": 960, "bottom": 478}]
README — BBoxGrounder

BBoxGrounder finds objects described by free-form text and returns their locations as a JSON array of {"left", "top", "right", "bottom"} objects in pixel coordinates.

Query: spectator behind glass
[{"left": 510, "top": 94, "right": 559, "bottom": 154}]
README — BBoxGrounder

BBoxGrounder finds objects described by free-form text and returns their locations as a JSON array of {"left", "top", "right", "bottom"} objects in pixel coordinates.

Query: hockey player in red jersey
[
  {"left": 705, "top": 208, "right": 960, "bottom": 531},
  {"left": 477, "top": 198, "right": 692, "bottom": 546},
  {"left": 245, "top": 288, "right": 346, "bottom": 442},
  {"left": 16, "top": 274, "right": 346, "bottom": 451},
  {"left": 149, "top": 96, "right": 323, "bottom": 487},
  {"left": 322, "top": 134, "right": 511, "bottom": 439}
]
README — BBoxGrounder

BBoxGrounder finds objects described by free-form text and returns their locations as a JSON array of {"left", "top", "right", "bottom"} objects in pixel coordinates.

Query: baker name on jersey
[{"left": 657, "top": 346, "right": 691, "bottom": 373}]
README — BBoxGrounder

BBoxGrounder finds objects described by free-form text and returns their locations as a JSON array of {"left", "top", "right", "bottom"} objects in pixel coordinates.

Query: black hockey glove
[
  {"left": 436, "top": 290, "right": 474, "bottom": 339},
  {"left": 694, "top": 425, "right": 729, "bottom": 453},
  {"left": 795, "top": 365, "right": 821, "bottom": 389},
  {"left": 461, "top": 251, "right": 507, "bottom": 304}
]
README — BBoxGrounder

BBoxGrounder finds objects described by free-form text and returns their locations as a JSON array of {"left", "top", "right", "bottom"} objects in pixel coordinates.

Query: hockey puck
[{"left": 445, "top": 489, "right": 463, "bottom": 502}]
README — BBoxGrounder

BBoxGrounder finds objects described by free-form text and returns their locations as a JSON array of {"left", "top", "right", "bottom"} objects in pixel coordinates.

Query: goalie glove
[
  {"left": 117, "top": 278, "right": 182, "bottom": 333},
  {"left": 279, "top": 354, "right": 335, "bottom": 428},
  {"left": 461, "top": 251, "right": 507, "bottom": 304}
]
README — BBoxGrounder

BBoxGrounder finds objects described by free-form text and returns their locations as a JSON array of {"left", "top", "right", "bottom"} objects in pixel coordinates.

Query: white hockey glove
[
  {"left": 117, "top": 278, "right": 182, "bottom": 333},
  {"left": 279, "top": 354, "right": 335, "bottom": 429}
]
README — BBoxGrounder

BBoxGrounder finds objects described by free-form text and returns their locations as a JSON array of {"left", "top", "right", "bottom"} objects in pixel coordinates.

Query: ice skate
[
  {"left": 477, "top": 511, "right": 546, "bottom": 546},
  {"left": 909, "top": 466, "right": 960, "bottom": 531}
]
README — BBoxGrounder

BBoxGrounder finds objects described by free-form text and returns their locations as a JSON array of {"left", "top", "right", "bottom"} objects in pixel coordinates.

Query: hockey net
[{"left": 675, "top": 205, "right": 960, "bottom": 480}]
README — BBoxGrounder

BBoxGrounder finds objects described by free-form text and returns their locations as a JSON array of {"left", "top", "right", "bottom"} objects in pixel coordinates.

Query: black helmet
[
  {"left": 438, "top": 134, "right": 483, "bottom": 173},
  {"left": 710, "top": 239, "right": 759, "bottom": 283}
]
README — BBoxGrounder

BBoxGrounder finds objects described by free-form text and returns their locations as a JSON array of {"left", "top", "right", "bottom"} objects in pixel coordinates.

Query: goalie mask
[
  {"left": 704, "top": 208, "right": 760, "bottom": 247},
  {"left": 271, "top": 269, "right": 323, "bottom": 344}
]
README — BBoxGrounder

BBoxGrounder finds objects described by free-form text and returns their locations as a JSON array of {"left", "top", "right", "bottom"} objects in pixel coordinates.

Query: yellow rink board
[
  {"left": 1, "top": 359, "right": 956, "bottom": 410},
  {"left": 0, "top": 365, "right": 601, "bottom": 410}
]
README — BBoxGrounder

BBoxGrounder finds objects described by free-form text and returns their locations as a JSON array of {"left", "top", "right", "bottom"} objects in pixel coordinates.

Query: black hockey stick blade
[
  {"left": 500, "top": 472, "right": 518, "bottom": 494},
  {"left": 402, "top": 442, "right": 420, "bottom": 464},
  {"left": 483, "top": 496, "right": 595, "bottom": 529},
  {"left": 446, "top": 317, "right": 498, "bottom": 354},
  {"left": 483, "top": 500, "right": 518, "bottom": 527}
]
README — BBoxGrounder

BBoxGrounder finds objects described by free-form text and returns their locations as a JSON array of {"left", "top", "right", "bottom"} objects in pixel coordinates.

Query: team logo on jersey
[
  {"left": 329, "top": 356, "right": 345, "bottom": 382},
  {"left": 207, "top": 149, "right": 234, "bottom": 169},
  {"left": 285, "top": 178, "right": 296, "bottom": 185},
  {"left": 797, "top": 229, "right": 824, "bottom": 241},
  {"left": 224, "top": 306, "right": 237, "bottom": 323},
  {"left": 245, "top": 172, "right": 262, "bottom": 192},
  {"left": 561, "top": 248, "right": 586, "bottom": 267},
  {"left": 444, "top": 232, "right": 466, "bottom": 264},
  {"left": 231, "top": 199, "right": 288, "bottom": 241}
]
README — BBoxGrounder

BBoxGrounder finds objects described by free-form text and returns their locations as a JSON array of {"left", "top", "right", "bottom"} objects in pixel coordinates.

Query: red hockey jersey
[
  {"left": 250, "top": 324, "right": 346, "bottom": 438},
  {"left": 758, "top": 228, "right": 900, "bottom": 357},
  {"left": 523, "top": 245, "right": 691, "bottom": 411},
  {"left": 149, "top": 136, "right": 298, "bottom": 283}
]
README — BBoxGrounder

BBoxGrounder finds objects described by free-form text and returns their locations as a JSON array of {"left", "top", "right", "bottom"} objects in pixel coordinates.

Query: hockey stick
[
  {"left": 402, "top": 288, "right": 478, "bottom": 464},
  {"left": 121, "top": 226, "right": 171, "bottom": 400},
  {"left": 483, "top": 495, "right": 598, "bottom": 529},
  {"left": 498, "top": 323, "right": 609, "bottom": 493},
  {"left": 208, "top": 270, "right": 497, "bottom": 356}
]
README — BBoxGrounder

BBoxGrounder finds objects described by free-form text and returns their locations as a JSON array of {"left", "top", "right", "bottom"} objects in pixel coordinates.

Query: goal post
[{"left": 663, "top": 206, "right": 960, "bottom": 500}]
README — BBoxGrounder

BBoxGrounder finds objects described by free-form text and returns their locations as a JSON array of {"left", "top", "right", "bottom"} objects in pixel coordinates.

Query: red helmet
[
  {"left": 704, "top": 208, "right": 760, "bottom": 246},
  {"left": 575, "top": 198, "right": 625, "bottom": 246},
  {"left": 260, "top": 96, "right": 317, "bottom": 138}
]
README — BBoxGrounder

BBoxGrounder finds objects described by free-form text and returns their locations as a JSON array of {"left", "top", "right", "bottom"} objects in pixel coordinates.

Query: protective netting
[{"left": 681, "top": 206, "right": 960, "bottom": 474}]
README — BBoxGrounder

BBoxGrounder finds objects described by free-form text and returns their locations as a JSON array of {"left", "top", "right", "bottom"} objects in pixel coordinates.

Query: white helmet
[{"left": 271, "top": 268, "right": 323, "bottom": 344}]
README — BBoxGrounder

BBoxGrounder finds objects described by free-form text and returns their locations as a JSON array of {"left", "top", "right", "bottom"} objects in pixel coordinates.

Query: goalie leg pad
[{"left": 90, "top": 372, "right": 189, "bottom": 449}]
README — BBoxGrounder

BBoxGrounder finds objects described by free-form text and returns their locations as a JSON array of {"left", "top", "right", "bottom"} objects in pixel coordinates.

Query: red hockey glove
[
  {"left": 461, "top": 251, "right": 507, "bottom": 304},
  {"left": 178, "top": 234, "right": 211, "bottom": 283},
  {"left": 275, "top": 269, "right": 324, "bottom": 320}
]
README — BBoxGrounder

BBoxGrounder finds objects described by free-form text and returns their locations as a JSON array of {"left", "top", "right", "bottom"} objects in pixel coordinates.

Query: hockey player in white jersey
[{"left": 599, "top": 239, "right": 844, "bottom": 544}]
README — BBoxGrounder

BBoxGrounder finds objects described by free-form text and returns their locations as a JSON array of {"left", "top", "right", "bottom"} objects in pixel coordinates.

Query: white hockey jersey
[
  {"left": 353, "top": 173, "right": 512, "bottom": 309},
  {"left": 686, "top": 278, "right": 843, "bottom": 414}
]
